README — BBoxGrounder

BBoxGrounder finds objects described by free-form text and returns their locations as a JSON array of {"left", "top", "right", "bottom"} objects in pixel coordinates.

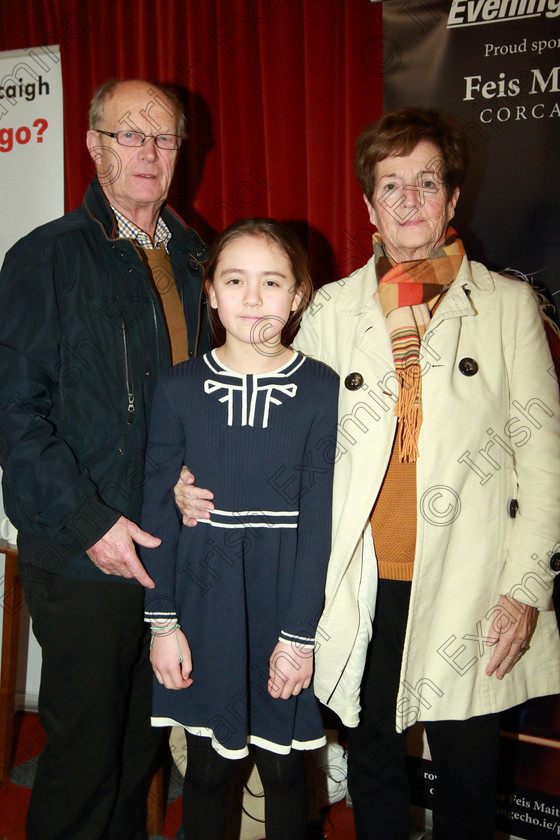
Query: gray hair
[{"left": 88, "top": 79, "right": 187, "bottom": 138}]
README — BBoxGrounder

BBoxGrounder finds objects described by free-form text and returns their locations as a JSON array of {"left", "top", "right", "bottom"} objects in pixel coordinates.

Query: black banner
[{"left": 383, "top": 0, "right": 560, "bottom": 309}]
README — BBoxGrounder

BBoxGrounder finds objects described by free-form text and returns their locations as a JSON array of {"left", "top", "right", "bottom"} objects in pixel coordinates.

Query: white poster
[{"left": 0, "top": 45, "right": 64, "bottom": 265}]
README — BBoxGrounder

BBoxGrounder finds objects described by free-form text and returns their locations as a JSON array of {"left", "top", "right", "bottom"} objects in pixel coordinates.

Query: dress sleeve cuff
[
  {"left": 278, "top": 630, "right": 315, "bottom": 649},
  {"left": 145, "top": 611, "right": 179, "bottom": 625}
]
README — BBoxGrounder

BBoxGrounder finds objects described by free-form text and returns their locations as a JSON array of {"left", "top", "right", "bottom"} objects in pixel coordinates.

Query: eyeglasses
[{"left": 96, "top": 130, "right": 182, "bottom": 150}]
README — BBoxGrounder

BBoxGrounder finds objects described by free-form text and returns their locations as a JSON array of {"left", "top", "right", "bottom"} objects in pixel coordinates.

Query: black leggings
[{"left": 182, "top": 732, "right": 308, "bottom": 840}]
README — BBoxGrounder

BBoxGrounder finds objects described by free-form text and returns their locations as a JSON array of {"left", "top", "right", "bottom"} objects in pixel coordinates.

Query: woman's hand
[
  {"left": 150, "top": 627, "right": 193, "bottom": 690},
  {"left": 174, "top": 466, "right": 214, "bottom": 526},
  {"left": 485, "top": 594, "right": 538, "bottom": 680},
  {"left": 268, "top": 640, "right": 314, "bottom": 699}
]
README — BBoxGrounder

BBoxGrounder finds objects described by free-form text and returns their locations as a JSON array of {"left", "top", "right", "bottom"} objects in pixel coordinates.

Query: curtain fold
[{"left": 0, "top": 0, "right": 383, "bottom": 285}]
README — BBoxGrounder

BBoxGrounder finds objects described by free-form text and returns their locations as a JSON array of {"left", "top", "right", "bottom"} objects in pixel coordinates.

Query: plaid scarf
[{"left": 374, "top": 229, "right": 465, "bottom": 462}]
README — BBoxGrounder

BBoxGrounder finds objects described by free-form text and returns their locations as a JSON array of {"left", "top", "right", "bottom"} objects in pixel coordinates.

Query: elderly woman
[{"left": 177, "top": 108, "right": 560, "bottom": 840}]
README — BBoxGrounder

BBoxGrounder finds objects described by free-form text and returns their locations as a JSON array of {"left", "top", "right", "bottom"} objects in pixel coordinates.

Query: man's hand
[
  {"left": 174, "top": 466, "right": 214, "bottom": 526},
  {"left": 268, "top": 640, "right": 314, "bottom": 699},
  {"left": 150, "top": 627, "right": 193, "bottom": 690},
  {"left": 486, "top": 594, "right": 538, "bottom": 680},
  {"left": 86, "top": 515, "right": 160, "bottom": 588}
]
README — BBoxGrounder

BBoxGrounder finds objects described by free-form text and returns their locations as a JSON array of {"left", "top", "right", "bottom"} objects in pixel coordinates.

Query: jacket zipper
[
  {"left": 150, "top": 300, "right": 161, "bottom": 369},
  {"left": 121, "top": 318, "right": 135, "bottom": 424},
  {"left": 189, "top": 252, "right": 206, "bottom": 356}
]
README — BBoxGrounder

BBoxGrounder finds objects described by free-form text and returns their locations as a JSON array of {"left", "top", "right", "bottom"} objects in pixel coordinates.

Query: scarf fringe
[{"left": 395, "top": 367, "right": 422, "bottom": 462}]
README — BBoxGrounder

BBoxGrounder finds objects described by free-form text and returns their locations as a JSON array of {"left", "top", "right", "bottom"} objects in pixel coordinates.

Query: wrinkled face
[
  {"left": 208, "top": 234, "right": 302, "bottom": 353},
  {"left": 86, "top": 80, "right": 179, "bottom": 221},
  {"left": 365, "top": 139, "right": 459, "bottom": 262}
]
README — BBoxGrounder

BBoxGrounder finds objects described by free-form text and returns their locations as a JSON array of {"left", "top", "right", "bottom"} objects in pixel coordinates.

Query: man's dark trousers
[{"left": 19, "top": 560, "right": 163, "bottom": 840}]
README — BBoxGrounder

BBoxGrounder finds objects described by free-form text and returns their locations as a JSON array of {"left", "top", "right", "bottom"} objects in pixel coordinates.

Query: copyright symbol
[
  {"left": 80, "top": 145, "right": 122, "bottom": 187},
  {"left": 419, "top": 485, "right": 461, "bottom": 526},
  {"left": 310, "top": 762, "right": 347, "bottom": 807},
  {"left": 250, "top": 315, "right": 286, "bottom": 357},
  {"left": 531, "top": 205, "right": 560, "bottom": 247},
  {"left": 360, "top": 36, "right": 402, "bottom": 78}
]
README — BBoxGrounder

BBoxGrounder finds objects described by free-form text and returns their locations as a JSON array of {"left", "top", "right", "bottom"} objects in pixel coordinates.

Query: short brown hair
[
  {"left": 89, "top": 79, "right": 186, "bottom": 138},
  {"left": 204, "top": 218, "right": 312, "bottom": 348},
  {"left": 354, "top": 107, "right": 468, "bottom": 201}
]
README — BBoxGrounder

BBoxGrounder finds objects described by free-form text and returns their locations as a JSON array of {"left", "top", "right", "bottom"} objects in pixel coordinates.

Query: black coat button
[
  {"left": 459, "top": 358, "right": 478, "bottom": 376},
  {"left": 509, "top": 499, "right": 518, "bottom": 518},
  {"left": 550, "top": 552, "right": 560, "bottom": 572},
  {"left": 345, "top": 372, "right": 363, "bottom": 391}
]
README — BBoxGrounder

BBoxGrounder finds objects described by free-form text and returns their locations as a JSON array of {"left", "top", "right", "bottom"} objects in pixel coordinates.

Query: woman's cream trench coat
[{"left": 294, "top": 253, "right": 560, "bottom": 732}]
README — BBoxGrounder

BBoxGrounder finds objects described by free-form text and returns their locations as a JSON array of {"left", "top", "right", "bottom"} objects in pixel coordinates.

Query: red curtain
[{"left": 0, "top": 0, "right": 383, "bottom": 284}]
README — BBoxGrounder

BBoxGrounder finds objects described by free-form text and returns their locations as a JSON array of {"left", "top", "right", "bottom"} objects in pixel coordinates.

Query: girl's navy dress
[{"left": 141, "top": 350, "right": 338, "bottom": 758}]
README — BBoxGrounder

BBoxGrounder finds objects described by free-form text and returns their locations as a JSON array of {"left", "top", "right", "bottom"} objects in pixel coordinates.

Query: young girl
[{"left": 141, "top": 218, "right": 339, "bottom": 840}]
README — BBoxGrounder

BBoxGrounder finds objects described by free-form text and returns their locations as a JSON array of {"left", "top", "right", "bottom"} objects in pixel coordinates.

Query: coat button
[
  {"left": 459, "top": 357, "right": 478, "bottom": 376},
  {"left": 509, "top": 499, "right": 518, "bottom": 518},
  {"left": 345, "top": 372, "right": 363, "bottom": 390},
  {"left": 550, "top": 552, "right": 560, "bottom": 572}
]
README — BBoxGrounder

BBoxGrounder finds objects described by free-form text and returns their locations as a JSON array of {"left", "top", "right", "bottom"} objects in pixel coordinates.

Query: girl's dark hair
[
  {"left": 203, "top": 218, "right": 312, "bottom": 348},
  {"left": 354, "top": 106, "right": 469, "bottom": 201}
]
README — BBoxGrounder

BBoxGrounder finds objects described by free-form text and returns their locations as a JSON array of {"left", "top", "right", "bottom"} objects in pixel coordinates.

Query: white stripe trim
[
  {"left": 150, "top": 719, "right": 326, "bottom": 757},
  {"left": 144, "top": 613, "right": 177, "bottom": 622},
  {"left": 280, "top": 631, "right": 315, "bottom": 643},
  {"left": 279, "top": 638, "right": 315, "bottom": 649},
  {"left": 212, "top": 508, "right": 298, "bottom": 517},
  {"left": 198, "top": 520, "right": 297, "bottom": 529},
  {"left": 151, "top": 721, "right": 249, "bottom": 758},
  {"left": 248, "top": 734, "right": 326, "bottom": 753}
]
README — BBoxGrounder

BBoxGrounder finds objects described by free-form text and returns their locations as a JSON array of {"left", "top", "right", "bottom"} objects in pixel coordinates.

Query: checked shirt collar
[{"left": 111, "top": 206, "right": 172, "bottom": 251}]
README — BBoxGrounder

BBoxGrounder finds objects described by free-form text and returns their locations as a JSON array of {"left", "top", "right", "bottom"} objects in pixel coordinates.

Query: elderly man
[{"left": 0, "top": 79, "right": 210, "bottom": 840}]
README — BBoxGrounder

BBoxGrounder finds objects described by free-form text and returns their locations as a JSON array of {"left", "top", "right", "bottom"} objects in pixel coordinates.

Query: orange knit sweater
[{"left": 369, "top": 430, "right": 416, "bottom": 581}]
